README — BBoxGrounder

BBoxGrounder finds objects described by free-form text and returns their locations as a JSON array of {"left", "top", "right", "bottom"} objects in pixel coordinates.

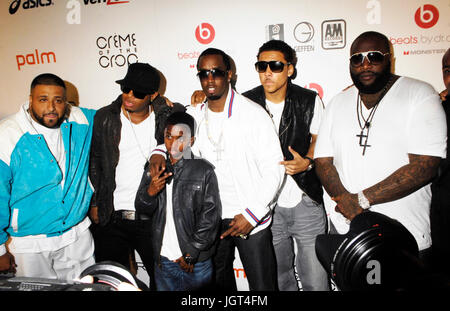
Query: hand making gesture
[{"left": 146, "top": 167, "right": 172, "bottom": 197}]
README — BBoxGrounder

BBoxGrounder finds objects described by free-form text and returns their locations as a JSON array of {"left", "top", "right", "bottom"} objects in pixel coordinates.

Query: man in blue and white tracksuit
[{"left": 0, "top": 73, "right": 96, "bottom": 280}]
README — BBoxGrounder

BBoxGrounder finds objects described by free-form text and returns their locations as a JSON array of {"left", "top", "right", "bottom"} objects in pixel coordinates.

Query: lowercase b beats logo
[
  {"left": 195, "top": 23, "right": 215, "bottom": 44},
  {"left": 414, "top": 4, "right": 439, "bottom": 29}
]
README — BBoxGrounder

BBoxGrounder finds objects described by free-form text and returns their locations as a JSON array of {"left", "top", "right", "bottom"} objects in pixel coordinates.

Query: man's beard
[
  {"left": 30, "top": 106, "right": 68, "bottom": 129},
  {"left": 206, "top": 95, "right": 221, "bottom": 101},
  {"left": 350, "top": 62, "right": 392, "bottom": 94}
]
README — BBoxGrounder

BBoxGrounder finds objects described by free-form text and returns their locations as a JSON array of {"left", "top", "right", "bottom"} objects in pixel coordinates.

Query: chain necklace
[
  {"left": 125, "top": 109, "right": 151, "bottom": 162},
  {"left": 355, "top": 76, "right": 394, "bottom": 156},
  {"left": 204, "top": 103, "right": 225, "bottom": 161}
]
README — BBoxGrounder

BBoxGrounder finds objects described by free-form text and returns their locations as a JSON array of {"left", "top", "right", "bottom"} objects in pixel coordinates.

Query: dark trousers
[
  {"left": 213, "top": 219, "right": 278, "bottom": 291},
  {"left": 90, "top": 214, "right": 155, "bottom": 290}
]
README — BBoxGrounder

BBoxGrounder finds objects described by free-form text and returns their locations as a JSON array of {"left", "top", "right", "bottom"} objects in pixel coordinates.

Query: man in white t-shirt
[
  {"left": 89, "top": 63, "right": 184, "bottom": 289},
  {"left": 315, "top": 32, "right": 447, "bottom": 262},
  {"left": 242, "top": 40, "right": 329, "bottom": 291}
]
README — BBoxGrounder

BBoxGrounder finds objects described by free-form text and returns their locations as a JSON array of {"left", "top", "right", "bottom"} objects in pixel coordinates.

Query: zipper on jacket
[{"left": 279, "top": 118, "right": 291, "bottom": 138}]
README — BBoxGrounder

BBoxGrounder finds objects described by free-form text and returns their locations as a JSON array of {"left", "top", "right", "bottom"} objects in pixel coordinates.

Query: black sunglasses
[
  {"left": 349, "top": 51, "right": 390, "bottom": 67},
  {"left": 197, "top": 68, "right": 228, "bottom": 80},
  {"left": 121, "top": 86, "right": 147, "bottom": 99},
  {"left": 255, "top": 61, "right": 291, "bottom": 73}
]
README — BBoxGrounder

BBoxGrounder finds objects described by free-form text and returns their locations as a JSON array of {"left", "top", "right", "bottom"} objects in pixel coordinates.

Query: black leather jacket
[
  {"left": 243, "top": 81, "right": 324, "bottom": 204},
  {"left": 89, "top": 94, "right": 185, "bottom": 226},
  {"left": 135, "top": 152, "right": 222, "bottom": 264}
]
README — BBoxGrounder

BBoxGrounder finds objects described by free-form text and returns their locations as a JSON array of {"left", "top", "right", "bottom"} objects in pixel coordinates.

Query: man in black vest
[
  {"left": 191, "top": 40, "right": 329, "bottom": 291},
  {"left": 243, "top": 40, "right": 328, "bottom": 291}
]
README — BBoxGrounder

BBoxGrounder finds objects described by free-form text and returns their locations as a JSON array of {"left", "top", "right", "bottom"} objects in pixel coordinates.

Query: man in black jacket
[
  {"left": 89, "top": 62, "right": 185, "bottom": 289},
  {"left": 135, "top": 112, "right": 222, "bottom": 291},
  {"left": 190, "top": 40, "right": 328, "bottom": 291}
]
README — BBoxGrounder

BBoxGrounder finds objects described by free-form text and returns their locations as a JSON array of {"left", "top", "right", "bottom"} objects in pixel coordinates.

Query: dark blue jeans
[{"left": 154, "top": 256, "right": 213, "bottom": 291}]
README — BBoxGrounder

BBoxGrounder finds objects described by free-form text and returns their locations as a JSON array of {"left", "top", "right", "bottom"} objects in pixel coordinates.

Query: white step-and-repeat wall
[{"left": 0, "top": 0, "right": 448, "bottom": 290}]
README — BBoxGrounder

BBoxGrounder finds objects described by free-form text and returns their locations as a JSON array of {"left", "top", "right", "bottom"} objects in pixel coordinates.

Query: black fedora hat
[{"left": 115, "top": 62, "right": 160, "bottom": 95}]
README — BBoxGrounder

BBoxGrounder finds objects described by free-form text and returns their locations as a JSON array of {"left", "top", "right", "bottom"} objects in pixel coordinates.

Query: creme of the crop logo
[
  {"left": 414, "top": 4, "right": 439, "bottom": 29},
  {"left": 195, "top": 23, "right": 215, "bottom": 45}
]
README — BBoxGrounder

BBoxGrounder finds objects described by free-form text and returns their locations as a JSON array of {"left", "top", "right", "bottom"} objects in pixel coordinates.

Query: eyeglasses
[
  {"left": 197, "top": 68, "right": 227, "bottom": 80},
  {"left": 121, "top": 86, "right": 147, "bottom": 99},
  {"left": 349, "top": 51, "right": 390, "bottom": 67},
  {"left": 255, "top": 61, "right": 291, "bottom": 73}
]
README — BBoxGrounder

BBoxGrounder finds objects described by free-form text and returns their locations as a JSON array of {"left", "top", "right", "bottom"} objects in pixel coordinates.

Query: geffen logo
[
  {"left": 96, "top": 33, "right": 138, "bottom": 68},
  {"left": 293, "top": 22, "right": 315, "bottom": 53},
  {"left": 9, "top": 0, "right": 53, "bottom": 15},
  {"left": 414, "top": 4, "right": 439, "bottom": 29},
  {"left": 16, "top": 49, "right": 56, "bottom": 71},
  {"left": 294, "top": 22, "right": 314, "bottom": 43},
  {"left": 266, "top": 24, "right": 284, "bottom": 41},
  {"left": 195, "top": 23, "right": 215, "bottom": 45},
  {"left": 321, "top": 19, "right": 346, "bottom": 49}
]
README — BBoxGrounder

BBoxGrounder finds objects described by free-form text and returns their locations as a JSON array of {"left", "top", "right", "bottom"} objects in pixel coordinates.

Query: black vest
[{"left": 243, "top": 82, "right": 323, "bottom": 204}]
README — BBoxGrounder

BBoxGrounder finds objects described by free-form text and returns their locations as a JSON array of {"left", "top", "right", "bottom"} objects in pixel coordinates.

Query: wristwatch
[
  {"left": 183, "top": 254, "right": 196, "bottom": 265},
  {"left": 304, "top": 156, "right": 315, "bottom": 171},
  {"left": 358, "top": 191, "right": 371, "bottom": 210}
]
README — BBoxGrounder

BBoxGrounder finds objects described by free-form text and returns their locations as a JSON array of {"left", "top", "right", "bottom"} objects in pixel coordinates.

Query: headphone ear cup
[{"left": 79, "top": 261, "right": 142, "bottom": 290}]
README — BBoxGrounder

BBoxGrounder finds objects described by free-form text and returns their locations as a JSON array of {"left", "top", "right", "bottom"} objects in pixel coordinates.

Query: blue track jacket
[{"left": 0, "top": 104, "right": 96, "bottom": 249}]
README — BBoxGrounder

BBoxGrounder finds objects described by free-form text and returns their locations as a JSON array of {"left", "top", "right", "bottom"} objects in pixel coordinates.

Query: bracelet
[
  {"left": 358, "top": 191, "right": 371, "bottom": 210},
  {"left": 304, "top": 156, "right": 315, "bottom": 171}
]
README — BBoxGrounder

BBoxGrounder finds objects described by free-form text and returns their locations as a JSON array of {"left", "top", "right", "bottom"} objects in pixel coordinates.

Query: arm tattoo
[
  {"left": 315, "top": 157, "right": 349, "bottom": 197},
  {"left": 364, "top": 154, "right": 441, "bottom": 205}
]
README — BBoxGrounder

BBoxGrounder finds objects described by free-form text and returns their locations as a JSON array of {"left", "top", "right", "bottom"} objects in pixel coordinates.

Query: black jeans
[
  {"left": 90, "top": 214, "right": 154, "bottom": 290},
  {"left": 213, "top": 219, "right": 278, "bottom": 291}
]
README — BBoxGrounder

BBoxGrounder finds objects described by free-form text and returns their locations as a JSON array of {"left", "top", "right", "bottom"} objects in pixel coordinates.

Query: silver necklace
[
  {"left": 125, "top": 109, "right": 151, "bottom": 162},
  {"left": 204, "top": 103, "right": 224, "bottom": 161}
]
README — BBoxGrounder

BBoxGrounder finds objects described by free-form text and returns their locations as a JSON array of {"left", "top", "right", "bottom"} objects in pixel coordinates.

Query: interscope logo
[
  {"left": 9, "top": 0, "right": 53, "bottom": 15},
  {"left": 414, "top": 4, "right": 439, "bottom": 29},
  {"left": 195, "top": 23, "right": 215, "bottom": 45}
]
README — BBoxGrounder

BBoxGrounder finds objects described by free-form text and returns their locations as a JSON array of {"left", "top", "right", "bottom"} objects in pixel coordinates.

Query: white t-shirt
[
  {"left": 160, "top": 182, "right": 183, "bottom": 260},
  {"left": 315, "top": 76, "right": 447, "bottom": 250},
  {"left": 31, "top": 118, "right": 66, "bottom": 188},
  {"left": 114, "top": 111, "right": 156, "bottom": 211},
  {"left": 266, "top": 96, "right": 323, "bottom": 208},
  {"left": 196, "top": 108, "right": 242, "bottom": 219}
]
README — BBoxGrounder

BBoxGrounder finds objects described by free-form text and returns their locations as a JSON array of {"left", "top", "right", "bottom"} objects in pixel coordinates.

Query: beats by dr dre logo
[
  {"left": 195, "top": 23, "right": 215, "bottom": 44},
  {"left": 305, "top": 83, "right": 324, "bottom": 99},
  {"left": 414, "top": 4, "right": 439, "bottom": 29}
]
